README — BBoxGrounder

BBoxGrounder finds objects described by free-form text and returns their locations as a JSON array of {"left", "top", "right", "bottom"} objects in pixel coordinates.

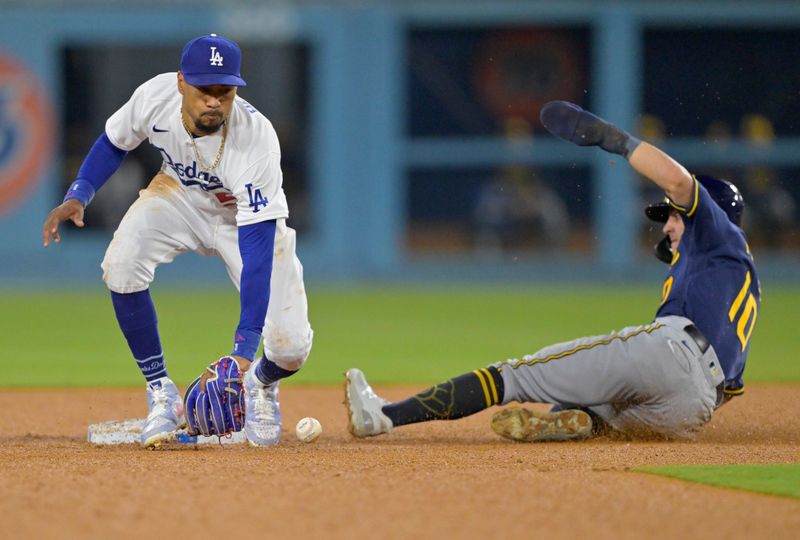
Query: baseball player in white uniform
[{"left": 43, "top": 34, "right": 313, "bottom": 448}]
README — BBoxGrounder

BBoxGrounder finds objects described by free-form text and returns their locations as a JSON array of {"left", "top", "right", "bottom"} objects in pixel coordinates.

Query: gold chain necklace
[{"left": 181, "top": 111, "right": 227, "bottom": 171}]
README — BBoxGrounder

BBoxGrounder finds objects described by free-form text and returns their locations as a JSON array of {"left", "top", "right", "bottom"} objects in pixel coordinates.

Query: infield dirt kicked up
[{"left": 1, "top": 383, "right": 798, "bottom": 539}]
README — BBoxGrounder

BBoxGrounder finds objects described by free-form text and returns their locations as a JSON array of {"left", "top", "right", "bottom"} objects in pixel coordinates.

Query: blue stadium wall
[{"left": 1, "top": 2, "right": 799, "bottom": 286}]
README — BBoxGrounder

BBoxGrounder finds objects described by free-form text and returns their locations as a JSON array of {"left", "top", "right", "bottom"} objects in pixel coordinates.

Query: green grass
[
  {"left": 1, "top": 285, "right": 798, "bottom": 387},
  {"left": 638, "top": 464, "right": 800, "bottom": 499}
]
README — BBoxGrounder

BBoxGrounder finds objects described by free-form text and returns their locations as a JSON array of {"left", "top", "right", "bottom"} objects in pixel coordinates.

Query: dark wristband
[
  {"left": 623, "top": 135, "right": 642, "bottom": 159},
  {"left": 64, "top": 179, "right": 96, "bottom": 207},
  {"left": 232, "top": 328, "right": 262, "bottom": 361}
]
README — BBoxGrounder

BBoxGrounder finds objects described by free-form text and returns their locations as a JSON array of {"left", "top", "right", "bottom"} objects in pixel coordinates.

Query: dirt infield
[{"left": 1, "top": 383, "right": 798, "bottom": 539}]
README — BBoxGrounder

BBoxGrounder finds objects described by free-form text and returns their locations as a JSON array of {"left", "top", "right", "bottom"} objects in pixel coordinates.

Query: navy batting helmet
[
  {"left": 645, "top": 175, "right": 745, "bottom": 264},
  {"left": 645, "top": 175, "right": 745, "bottom": 226}
]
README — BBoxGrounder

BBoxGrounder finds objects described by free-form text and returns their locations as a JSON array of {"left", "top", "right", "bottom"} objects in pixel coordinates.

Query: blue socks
[
  {"left": 111, "top": 290, "right": 299, "bottom": 387},
  {"left": 111, "top": 290, "right": 167, "bottom": 383},
  {"left": 255, "top": 355, "right": 297, "bottom": 386}
]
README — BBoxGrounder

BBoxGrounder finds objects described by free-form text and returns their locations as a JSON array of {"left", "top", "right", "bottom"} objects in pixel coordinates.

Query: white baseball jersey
[{"left": 105, "top": 72, "right": 289, "bottom": 226}]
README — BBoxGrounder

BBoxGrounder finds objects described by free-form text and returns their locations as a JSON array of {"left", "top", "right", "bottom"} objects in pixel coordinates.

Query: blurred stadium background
[{"left": 1, "top": 0, "right": 799, "bottom": 385}]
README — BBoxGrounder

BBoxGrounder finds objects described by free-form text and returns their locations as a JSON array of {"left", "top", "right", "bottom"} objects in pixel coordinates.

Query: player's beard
[{"left": 193, "top": 112, "right": 225, "bottom": 135}]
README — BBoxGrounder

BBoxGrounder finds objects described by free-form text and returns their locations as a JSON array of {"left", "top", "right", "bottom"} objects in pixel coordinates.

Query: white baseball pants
[{"left": 101, "top": 173, "right": 313, "bottom": 369}]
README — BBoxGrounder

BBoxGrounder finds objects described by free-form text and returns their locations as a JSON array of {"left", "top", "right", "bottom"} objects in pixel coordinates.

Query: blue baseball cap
[{"left": 180, "top": 33, "right": 247, "bottom": 87}]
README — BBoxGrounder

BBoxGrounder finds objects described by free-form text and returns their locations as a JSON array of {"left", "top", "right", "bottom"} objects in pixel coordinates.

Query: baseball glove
[{"left": 184, "top": 356, "right": 246, "bottom": 437}]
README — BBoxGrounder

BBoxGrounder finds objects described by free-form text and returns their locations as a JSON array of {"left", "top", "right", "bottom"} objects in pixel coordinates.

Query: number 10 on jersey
[{"left": 729, "top": 271, "right": 757, "bottom": 351}]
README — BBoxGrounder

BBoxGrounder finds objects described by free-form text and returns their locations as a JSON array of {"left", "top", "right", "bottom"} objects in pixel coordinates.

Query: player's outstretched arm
[
  {"left": 627, "top": 142, "right": 693, "bottom": 207},
  {"left": 42, "top": 132, "right": 129, "bottom": 247},
  {"left": 540, "top": 101, "right": 693, "bottom": 207},
  {"left": 42, "top": 199, "right": 85, "bottom": 247}
]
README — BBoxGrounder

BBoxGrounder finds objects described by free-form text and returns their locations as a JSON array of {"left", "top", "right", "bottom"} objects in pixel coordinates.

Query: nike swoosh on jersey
[{"left": 152, "top": 125, "right": 168, "bottom": 132}]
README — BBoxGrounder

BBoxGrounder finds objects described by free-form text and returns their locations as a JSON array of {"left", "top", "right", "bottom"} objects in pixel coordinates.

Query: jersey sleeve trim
[
  {"left": 104, "top": 130, "right": 132, "bottom": 152},
  {"left": 668, "top": 176, "right": 699, "bottom": 217}
]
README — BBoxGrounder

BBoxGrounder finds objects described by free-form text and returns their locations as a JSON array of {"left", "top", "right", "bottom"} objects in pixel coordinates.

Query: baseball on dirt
[{"left": 295, "top": 417, "right": 322, "bottom": 443}]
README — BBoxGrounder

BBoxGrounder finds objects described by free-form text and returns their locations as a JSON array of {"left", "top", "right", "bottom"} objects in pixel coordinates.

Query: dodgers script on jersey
[
  {"left": 656, "top": 178, "right": 761, "bottom": 392},
  {"left": 104, "top": 73, "right": 288, "bottom": 226}
]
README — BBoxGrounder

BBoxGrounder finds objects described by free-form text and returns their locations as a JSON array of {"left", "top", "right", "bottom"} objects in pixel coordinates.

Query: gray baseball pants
[{"left": 493, "top": 315, "right": 725, "bottom": 438}]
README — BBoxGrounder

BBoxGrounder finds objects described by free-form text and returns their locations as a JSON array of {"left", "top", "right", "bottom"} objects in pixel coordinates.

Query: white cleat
[
  {"left": 344, "top": 368, "right": 393, "bottom": 438},
  {"left": 141, "top": 377, "right": 185, "bottom": 449},
  {"left": 243, "top": 360, "right": 282, "bottom": 446}
]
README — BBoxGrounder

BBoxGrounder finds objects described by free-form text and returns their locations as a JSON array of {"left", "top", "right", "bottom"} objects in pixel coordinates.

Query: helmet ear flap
[{"left": 654, "top": 235, "right": 673, "bottom": 264}]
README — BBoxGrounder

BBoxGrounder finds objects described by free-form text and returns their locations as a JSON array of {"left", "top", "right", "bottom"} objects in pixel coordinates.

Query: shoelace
[
  {"left": 362, "top": 381, "right": 387, "bottom": 405},
  {"left": 249, "top": 385, "right": 277, "bottom": 422},
  {"left": 148, "top": 386, "right": 170, "bottom": 418}
]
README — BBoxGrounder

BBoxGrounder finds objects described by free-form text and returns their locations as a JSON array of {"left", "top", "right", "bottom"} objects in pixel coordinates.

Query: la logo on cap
[
  {"left": 210, "top": 47, "right": 223, "bottom": 66},
  {"left": 180, "top": 33, "right": 246, "bottom": 87},
  {"left": 209, "top": 34, "right": 223, "bottom": 66}
]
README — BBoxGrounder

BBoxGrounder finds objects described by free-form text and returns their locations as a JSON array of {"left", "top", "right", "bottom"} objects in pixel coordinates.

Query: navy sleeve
[
  {"left": 232, "top": 219, "right": 277, "bottom": 361},
  {"left": 669, "top": 179, "right": 739, "bottom": 255},
  {"left": 63, "top": 132, "right": 128, "bottom": 206}
]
